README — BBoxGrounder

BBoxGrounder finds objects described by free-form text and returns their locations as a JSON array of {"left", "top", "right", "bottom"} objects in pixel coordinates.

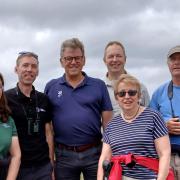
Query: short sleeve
[
  {"left": 152, "top": 111, "right": 168, "bottom": 139},
  {"left": 103, "top": 125, "right": 111, "bottom": 145},
  {"left": 9, "top": 116, "right": 17, "bottom": 136},
  {"left": 44, "top": 96, "right": 52, "bottom": 123},
  {"left": 101, "top": 81, "right": 113, "bottom": 111}
]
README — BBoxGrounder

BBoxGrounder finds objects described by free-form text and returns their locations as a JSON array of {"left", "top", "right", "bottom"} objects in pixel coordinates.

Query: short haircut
[
  {"left": 103, "top": 41, "right": 126, "bottom": 61},
  {"left": 16, "top": 52, "right": 39, "bottom": 66},
  {"left": 114, "top": 74, "right": 141, "bottom": 99},
  {"left": 60, "top": 38, "right": 85, "bottom": 58}
]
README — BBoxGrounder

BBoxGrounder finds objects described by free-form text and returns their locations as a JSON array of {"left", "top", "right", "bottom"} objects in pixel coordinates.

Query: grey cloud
[
  {"left": 0, "top": 0, "right": 180, "bottom": 94},
  {"left": 0, "top": 0, "right": 153, "bottom": 29}
]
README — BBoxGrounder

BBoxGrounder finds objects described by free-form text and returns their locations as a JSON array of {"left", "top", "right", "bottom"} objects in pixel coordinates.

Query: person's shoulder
[
  {"left": 45, "top": 77, "right": 62, "bottom": 92},
  {"left": 107, "top": 115, "right": 120, "bottom": 127},
  {"left": 87, "top": 76, "right": 106, "bottom": 86},
  {"left": 5, "top": 88, "right": 16, "bottom": 97},
  {"left": 35, "top": 90, "right": 49, "bottom": 100},
  {"left": 140, "top": 82, "right": 147, "bottom": 90},
  {"left": 5, "top": 88, "right": 16, "bottom": 94},
  {"left": 144, "top": 107, "right": 162, "bottom": 117},
  {"left": 6, "top": 116, "right": 15, "bottom": 125},
  {"left": 152, "top": 81, "right": 169, "bottom": 95},
  {"left": 46, "top": 77, "right": 62, "bottom": 86}
]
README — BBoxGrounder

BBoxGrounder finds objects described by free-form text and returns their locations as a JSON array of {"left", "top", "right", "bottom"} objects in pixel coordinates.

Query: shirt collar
[
  {"left": 16, "top": 83, "right": 36, "bottom": 100},
  {"left": 104, "top": 70, "right": 128, "bottom": 87},
  {"left": 59, "top": 71, "right": 90, "bottom": 87}
]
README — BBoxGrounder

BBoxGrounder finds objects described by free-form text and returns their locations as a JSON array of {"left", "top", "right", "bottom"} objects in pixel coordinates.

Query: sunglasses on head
[
  {"left": 116, "top": 90, "right": 138, "bottom": 97},
  {"left": 18, "top": 51, "right": 38, "bottom": 60}
]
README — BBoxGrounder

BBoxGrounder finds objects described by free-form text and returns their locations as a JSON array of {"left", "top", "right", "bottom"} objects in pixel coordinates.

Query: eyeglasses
[
  {"left": 63, "top": 56, "right": 83, "bottom": 63},
  {"left": 116, "top": 90, "right": 138, "bottom": 97},
  {"left": 18, "top": 51, "right": 38, "bottom": 60}
]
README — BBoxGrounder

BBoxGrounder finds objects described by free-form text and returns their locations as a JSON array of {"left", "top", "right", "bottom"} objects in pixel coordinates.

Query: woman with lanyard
[
  {"left": 0, "top": 73, "right": 21, "bottom": 180},
  {"left": 97, "top": 74, "right": 173, "bottom": 180}
]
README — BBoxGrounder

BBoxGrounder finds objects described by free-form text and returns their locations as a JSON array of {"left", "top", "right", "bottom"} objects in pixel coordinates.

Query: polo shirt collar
[
  {"left": 59, "top": 71, "right": 90, "bottom": 87},
  {"left": 104, "top": 70, "right": 128, "bottom": 87},
  {"left": 16, "top": 83, "right": 36, "bottom": 100}
]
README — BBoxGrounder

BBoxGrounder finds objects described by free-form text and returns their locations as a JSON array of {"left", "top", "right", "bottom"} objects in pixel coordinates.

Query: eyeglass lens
[{"left": 117, "top": 90, "right": 137, "bottom": 97}]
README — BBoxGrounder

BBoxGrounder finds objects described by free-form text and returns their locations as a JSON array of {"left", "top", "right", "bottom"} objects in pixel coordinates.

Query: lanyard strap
[
  {"left": 14, "top": 87, "right": 40, "bottom": 120},
  {"left": 167, "top": 81, "right": 176, "bottom": 117}
]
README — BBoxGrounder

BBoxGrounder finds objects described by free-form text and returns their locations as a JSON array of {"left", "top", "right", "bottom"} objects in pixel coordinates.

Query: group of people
[{"left": 0, "top": 37, "right": 180, "bottom": 180}]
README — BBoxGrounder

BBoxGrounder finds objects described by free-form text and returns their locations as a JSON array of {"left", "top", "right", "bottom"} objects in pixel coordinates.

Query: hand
[
  {"left": 166, "top": 118, "right": 180, "bottom": 135},
  {"left": 52, "top": 170, "right": 55, "bottom": 180}
]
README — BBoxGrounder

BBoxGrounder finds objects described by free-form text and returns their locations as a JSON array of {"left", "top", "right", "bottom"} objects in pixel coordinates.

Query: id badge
[
  {"left": 33, "top": 122, "right": 39, "bottom": 133},
  {"left": 27, "top": 117, "right": 33, "bottom": 135}
]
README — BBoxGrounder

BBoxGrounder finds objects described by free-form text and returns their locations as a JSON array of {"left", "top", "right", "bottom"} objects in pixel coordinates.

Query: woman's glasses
[{"left": 116, "top": 90, "right": 138, "bottom": 97}]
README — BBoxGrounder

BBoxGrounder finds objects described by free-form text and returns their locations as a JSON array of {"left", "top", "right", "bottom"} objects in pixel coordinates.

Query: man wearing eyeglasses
[
  {"left": 150, "top": 45, "right": 180, "bottom": 180},
  {"left": 5, "top": 52, "right": 54, "bottom": 180},
  {"left": 45, "top": 38, "right": 113, "bottom": 180},
  {"left": 103, "top": 41, "right": 150, "bottom": 117}
]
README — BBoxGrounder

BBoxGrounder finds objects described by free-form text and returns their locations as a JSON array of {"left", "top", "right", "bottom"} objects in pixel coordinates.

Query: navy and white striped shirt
[{"left": 103, "top": 107, "right": 168, "bottom": 179}]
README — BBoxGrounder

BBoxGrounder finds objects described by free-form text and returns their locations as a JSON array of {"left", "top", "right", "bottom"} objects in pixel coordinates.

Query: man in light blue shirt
[{"left": 150, "top": 45, "right": 180, "bottom": 179}]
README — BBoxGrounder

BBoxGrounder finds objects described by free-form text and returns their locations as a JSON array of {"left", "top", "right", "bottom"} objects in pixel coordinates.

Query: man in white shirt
[{"left": 103, "top": 41, "right": 150, "bottom": 117}]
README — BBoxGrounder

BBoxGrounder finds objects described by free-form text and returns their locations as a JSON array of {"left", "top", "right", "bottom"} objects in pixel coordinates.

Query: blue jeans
[
  {"left": 17, "top": 162, "right": 53, "bottom": 180},
  {"left": 55, "top": 144, "right": 102, "bottom": 180}
]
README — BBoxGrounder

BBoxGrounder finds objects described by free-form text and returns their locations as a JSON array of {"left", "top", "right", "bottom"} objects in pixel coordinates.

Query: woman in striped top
[{"left": 97, "top": 74, "right": 171, "bottom": 180}]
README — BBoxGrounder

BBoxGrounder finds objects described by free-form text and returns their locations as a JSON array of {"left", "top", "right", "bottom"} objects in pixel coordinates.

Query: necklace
[{"left": 122, "top": 105, "right": 140, "bottom": 121}]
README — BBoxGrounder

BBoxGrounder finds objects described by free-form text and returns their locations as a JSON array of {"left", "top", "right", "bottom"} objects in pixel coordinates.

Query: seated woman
[
  {"left": 97, "top": 74, "right": 172, "bottom": 180},
  {"left": 0, "top": 73, "right": 21, "bottom": 180}
]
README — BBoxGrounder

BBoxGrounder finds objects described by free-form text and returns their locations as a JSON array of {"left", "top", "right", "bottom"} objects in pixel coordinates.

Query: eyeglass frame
[
  {"left": 62, "top": 56, "right": 84, "bottom": 63},
  {"left": 115, "top": 89, "right": 138, "bottom": 98}
]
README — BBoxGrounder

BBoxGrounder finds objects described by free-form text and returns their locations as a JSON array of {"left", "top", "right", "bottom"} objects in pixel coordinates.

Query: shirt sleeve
[
  {"left": 152, "top": 110, "right": 168, "bottom": 139},
  {"left": 9, "top": 116, "right": 18, "bottom": 136},
  {"left": 140, "top": 83, "right": 150, "bottom": 107},
  {"left": 149, "top": 90, "right": 160, "bottom": 111},
  {"left": 103, "top": 125, "right": 111, "bottom": 144},
  {"left": 101, "top": 81, "right": 113, "bottom": 111},
  {"left": 44, "top": 96, "right": 52, "bottom": 123}
]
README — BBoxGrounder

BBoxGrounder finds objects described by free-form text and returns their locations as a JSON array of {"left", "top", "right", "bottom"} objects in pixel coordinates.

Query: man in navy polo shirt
[{"left": 45, "top": 38, "right": 113, "bottom": 180}]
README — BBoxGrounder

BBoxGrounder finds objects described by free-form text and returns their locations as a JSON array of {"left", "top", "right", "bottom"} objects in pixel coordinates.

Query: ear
[
  {"left": 60, "top": 58, "right": 64, "bottom": 68},
  {"left": 103, "top": 58, "right": 108, "bottom": 66},
  {"left": 36, "top": 69, "right": 39, "bottom": 76},
  {"left": 82, "top": 56, "right": 86, "bottom": 66},
  {"left": 14, "top": 66, "right": 18, "bottom": 74}
]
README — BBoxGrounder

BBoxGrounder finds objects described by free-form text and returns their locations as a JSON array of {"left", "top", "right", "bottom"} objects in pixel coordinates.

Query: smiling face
[
  {"left": 168, "top": 52, "right": 180, "bottom": 78},
  {"left": 116, "top": 82, "right": 140, "bottom": 112},
  {"left": 61, "top": 47, "right": 85, "bottom": 78},
  {"left": 15, "top": 56, "right": 39, "bottom": 86},
  {"left": 104, "top": 44, "right": 126, "bottom": 74}
]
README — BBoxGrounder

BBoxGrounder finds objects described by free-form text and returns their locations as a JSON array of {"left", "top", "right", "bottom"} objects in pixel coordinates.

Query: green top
[{"left": 0, "top": 116, "right": 17, "bottom": 159}]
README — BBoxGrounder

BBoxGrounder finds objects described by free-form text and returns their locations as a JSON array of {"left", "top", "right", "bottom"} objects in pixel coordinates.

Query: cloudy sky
[{"left": 0, "top": 0, "right": 180, "bottom": 96}]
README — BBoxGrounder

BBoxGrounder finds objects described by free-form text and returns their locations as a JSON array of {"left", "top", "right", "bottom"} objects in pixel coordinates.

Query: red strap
[
  {"left": 109, "top": 160, "right": 123, "bottom": 180},
  {"left": 109, "top": 154, "right": 174, "bottom": 180}
]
